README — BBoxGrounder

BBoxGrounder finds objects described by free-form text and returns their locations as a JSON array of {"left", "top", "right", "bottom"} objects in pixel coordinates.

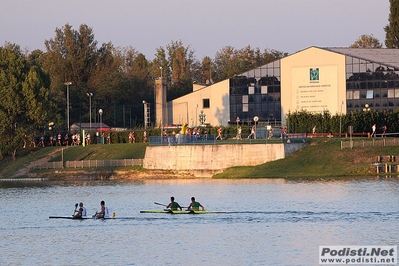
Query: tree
[
  {"left": 213, "top": 45, "right": 287, "bottom": 83},
  {"left": 152, "top": 41, "right": 197, "bottom": 101},
  {"left": 0, "top": 44, "right": 57, "bottom": 159},
  {"left": 350, "top": 34, "right": 383, "bottom": 48},
  {"left": 43, "top": 23, "right": 98, "bottom": 128},
  {"left": 385, "top": 0, "right": 399, "bottom": 48}
]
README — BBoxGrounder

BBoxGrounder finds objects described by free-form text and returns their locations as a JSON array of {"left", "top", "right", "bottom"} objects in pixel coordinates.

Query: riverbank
[{"left": 2, "top": 138, "right": 399, "bottom": 179}]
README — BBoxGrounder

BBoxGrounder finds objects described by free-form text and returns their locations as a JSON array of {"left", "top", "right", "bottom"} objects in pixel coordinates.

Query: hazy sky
[{"left": 0, "top": 0, "right": 390, "bottom": 60}]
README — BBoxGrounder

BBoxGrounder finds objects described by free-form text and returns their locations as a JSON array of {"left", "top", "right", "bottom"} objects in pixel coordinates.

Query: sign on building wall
[{"left": 291, "top": 65, "right": 338, "bottom": 113}]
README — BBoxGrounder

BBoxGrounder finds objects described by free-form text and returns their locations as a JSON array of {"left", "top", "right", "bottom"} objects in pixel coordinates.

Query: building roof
[
  {"left": 324, "top": 47, "right": 399, "bottom": 70},
  {"left": 70, "top": 123, "right": 110, "bottom": 129}
]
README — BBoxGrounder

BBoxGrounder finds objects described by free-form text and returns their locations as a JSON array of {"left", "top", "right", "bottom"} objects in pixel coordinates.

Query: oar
[
  {"left": 155, "top": 202, "right": 188, "bottom": 211},
  {"left": 72, "top": 203, "right": 78, "bottom": 216},
  {"left": 154, "top": 202, "right": 168, "bottom": 207}
]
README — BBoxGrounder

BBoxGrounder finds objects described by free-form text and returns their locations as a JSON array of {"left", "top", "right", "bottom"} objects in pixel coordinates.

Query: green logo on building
[{"left": 310, "top": 68, "right": 319, "bottom": 81}]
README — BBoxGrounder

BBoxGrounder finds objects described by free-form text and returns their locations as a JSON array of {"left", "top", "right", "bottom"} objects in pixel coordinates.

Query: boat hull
[
  {"left": 49, "top": 216, "right": 135, "bottom": 220},
  {"left": 139, "top": 209, "right": 226, "bottom": 214}
]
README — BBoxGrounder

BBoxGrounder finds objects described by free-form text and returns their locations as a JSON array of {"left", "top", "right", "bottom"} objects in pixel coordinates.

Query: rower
[
  {"left": 95, "top": 200, "right": 110, "bottom": 218},
  {"left": 187, "top": 197, "right": 205, "bottom": 211},
  {"left": 73, "top": 202, "right": 87, "bottom": 219},
  {"left": 166, "top": 197, "right": 182, "bottom": 211}
]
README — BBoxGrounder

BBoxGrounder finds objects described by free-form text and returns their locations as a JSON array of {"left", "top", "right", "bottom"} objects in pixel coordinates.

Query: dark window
[{"left": 203, "top": 99, "right": 210, "bottom": 108}]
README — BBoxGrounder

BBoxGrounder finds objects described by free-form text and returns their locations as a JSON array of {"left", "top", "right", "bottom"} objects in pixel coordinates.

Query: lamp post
[
  {"left": 339, "top": 101, "right": 344, "bottom": 137},
  {"left": 87, "top": 93, "right": 93, "bottom": 132},
  {"left": 143, "top": 101, "right": 148, "bottom": 129},
  {"left": 99, "top": 108, "right": 103, "bottom": 143},
  {"left": 64, "top": 82, "right": 72, "bottom": 133},
  {"left": 253, "top": 116, "right": 259, "bottom": 139},
  {"left": 195, "top": 104, "right": 198, "bottom": 126},
  {"left": 363, "top": 104, "right": 370, "bottom": 112}
]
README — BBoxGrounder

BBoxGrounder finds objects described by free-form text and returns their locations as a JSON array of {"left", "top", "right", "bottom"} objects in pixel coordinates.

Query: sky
[{"left": 0, "top": 0, "right": 390, "bottom": 60}]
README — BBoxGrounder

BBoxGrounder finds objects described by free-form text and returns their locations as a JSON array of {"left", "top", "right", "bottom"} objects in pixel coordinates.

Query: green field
[
  {"left": 1, "top": 138, "right": 399, "bottom": 178},
  {"left": 215, "top": 138, "right": 399, "bottom": 178}
]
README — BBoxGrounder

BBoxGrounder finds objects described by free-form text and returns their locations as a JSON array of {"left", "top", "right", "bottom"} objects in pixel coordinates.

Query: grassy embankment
[
  {"left": 0, "top": 143, "right": 147, "bottom": 178},
  {"left": 1, "top": 138, "right": 399, "bottom": 178},
  {"left": 215, "top": 138, "right": 399, "bottom": 178}
]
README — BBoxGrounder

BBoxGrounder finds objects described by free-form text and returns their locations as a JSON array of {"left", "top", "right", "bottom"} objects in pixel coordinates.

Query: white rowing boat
[{"left": 48, "top": 216, "right": 135, "bottom": 220}]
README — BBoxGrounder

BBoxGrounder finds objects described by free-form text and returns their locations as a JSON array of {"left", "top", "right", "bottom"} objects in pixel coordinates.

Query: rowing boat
[
  {"left": 139, "top": 209, "right": 226, "bottom": 214},
  {"left": 48, "top": 216, "right": 135, "bottom": 220}
]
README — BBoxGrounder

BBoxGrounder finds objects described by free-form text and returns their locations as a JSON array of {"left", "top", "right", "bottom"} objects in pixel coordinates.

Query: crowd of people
[
  {"left": 24, "top": 124, "right": 288, "bottom": 148},
  {"left": 24, "top": 132, "right": 95, "bottom": 147}
]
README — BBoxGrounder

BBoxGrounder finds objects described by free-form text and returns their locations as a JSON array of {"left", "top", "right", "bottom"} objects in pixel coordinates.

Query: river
[{"left": 0, "top": 177, "right": 398, "bottom": 266}]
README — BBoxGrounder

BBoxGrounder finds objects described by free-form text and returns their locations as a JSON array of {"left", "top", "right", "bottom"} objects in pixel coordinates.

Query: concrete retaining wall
[{"left": 143, "top": 143, "right": 306, "bottom": 177}]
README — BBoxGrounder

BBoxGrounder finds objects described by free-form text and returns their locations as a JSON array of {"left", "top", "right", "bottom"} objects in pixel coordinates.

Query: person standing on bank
[
  {"left": 187, "top": 197, "right": 205, "bottom": 211},
  {"left": 237, "top": 126, "right": 242, "bottom": 140},
  {"left": 371, "top": 124, "right": 377, "bottom": 137},
  {"left": 382, "top": 125, "right": 387, "bottom": 137},
  {"left": 95, "top": 200, "right": 109, "bottom": 218},
  {"left": 166, "top": 197, "right": 182, "bottom": 211},
  {"left": 216, "top": 127, "right": 223, "bottom": 140}
]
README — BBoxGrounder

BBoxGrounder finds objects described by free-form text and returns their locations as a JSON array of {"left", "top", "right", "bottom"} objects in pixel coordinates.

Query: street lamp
[
  {"left": 339, "top": 101, "right": 344, "bottom": 137},
  {"left": 86, "top": 93, "right": 93, "bottom": 131},
  {"left": 253, "top": 116, "right": 259, "bottom": 139},
  {"left": 143, "top": 100, "right": 149, "bottom": 129},
  {"left": 64, "top": 81, "right": 72, "bottom": 133},
  {"left": 195, "top": 104, "right": 198, "bottom": 126},
  {"left": 99, "top": 108, "right": 103, "bottom": 142},
  {"left": 363, "top": 104, "right": 370, "bottom": 112}
]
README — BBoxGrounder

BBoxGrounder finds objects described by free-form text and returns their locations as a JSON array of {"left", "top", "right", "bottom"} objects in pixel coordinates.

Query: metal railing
[
  {"left": 149, "top": 133, "right": 308, "bottom": 146},
  {"left": 341, "top": 138, "right": 399, "bottom": 149},
  {"left": 34, "top": 159, "right": 143, "bottom": 169}
]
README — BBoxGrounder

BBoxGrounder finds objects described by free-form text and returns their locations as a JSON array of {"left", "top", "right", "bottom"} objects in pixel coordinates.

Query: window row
[
  {"left": 347, "top": 89, "right": 399, "bottom": 99},
  {"left": 346, "top": 80, "right": 399, "bottom": 90},
  {"left": 230, "top": 103, "right": 281, "bottom": 112},
  {"left": 230, "top": 85, "right": 281, "bottom": 95},
  {"left": 347, "top": 99, "right": 399, "bottom": 108},
  {"left": 230, "top": 94, "right": 281, "bottom": 104}
]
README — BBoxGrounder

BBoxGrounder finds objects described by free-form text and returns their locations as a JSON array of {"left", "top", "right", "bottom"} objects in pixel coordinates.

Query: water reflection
[{"left": 0, "top": 177, "right": 398, "bottom": 265}]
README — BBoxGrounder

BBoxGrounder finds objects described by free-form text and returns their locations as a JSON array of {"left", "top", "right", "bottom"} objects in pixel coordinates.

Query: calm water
[{"left": 0, "top": 177, "right": 398, "bottom": 266}]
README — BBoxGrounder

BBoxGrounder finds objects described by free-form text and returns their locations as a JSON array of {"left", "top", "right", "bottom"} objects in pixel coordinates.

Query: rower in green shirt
[
  {"left": 166, "top": 197, "right": 182, "bottom": 211},
  {"left": 187, "top": 197, "right": 205, "bottom": 211}
]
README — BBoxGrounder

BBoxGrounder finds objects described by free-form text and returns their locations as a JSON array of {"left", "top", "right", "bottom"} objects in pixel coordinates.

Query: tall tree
[
  {"left": 213, "top": 45, "right": 287, "bottom": 83},
  {"left": 0, "top": 44, "right": 57, "bottom": 159},
  {"left": 385, "top": 0, "right": 399, "bottom": 48},
  {"left": 350, "top": 34, "right": 383, "bottom": 48},
  {"left": 153, "top": 41, "right": 197, "bottom": 101},
  {"left": 43, "top": 23, "right": 98, "bottom": 127}
]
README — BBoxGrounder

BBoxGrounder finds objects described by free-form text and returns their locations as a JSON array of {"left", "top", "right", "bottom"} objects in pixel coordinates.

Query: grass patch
[
  {"left": 0, "top": 147, "right": 57, "bottom": 177},
  {"left": 0, "top": 143, "right": 147, "bottom": 178},
  {"left": 214, "top": 138, "right": 399, "bottom": 178},
  {"left": 49, "top": 143, "right": 147, "bottom": 161}
]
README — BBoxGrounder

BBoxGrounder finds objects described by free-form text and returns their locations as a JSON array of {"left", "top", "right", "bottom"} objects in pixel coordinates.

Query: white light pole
[
  {"left": 87, "top": 93, "right": 93, "bottom": 131},
  {"left": 99, "top": 108, "right": 103, "bottom": 142},
  {"left": 339, "top": 101, "right": 344, "bottom": 137},
  {"left": 64, "top": 82, "right": 72, "bottom": 133},
  {"left": 195, "top": 104, "right": 198, "bottom": 126},
  {"left": 143, "top": 101, "right": 148, "bottom": 129}
]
